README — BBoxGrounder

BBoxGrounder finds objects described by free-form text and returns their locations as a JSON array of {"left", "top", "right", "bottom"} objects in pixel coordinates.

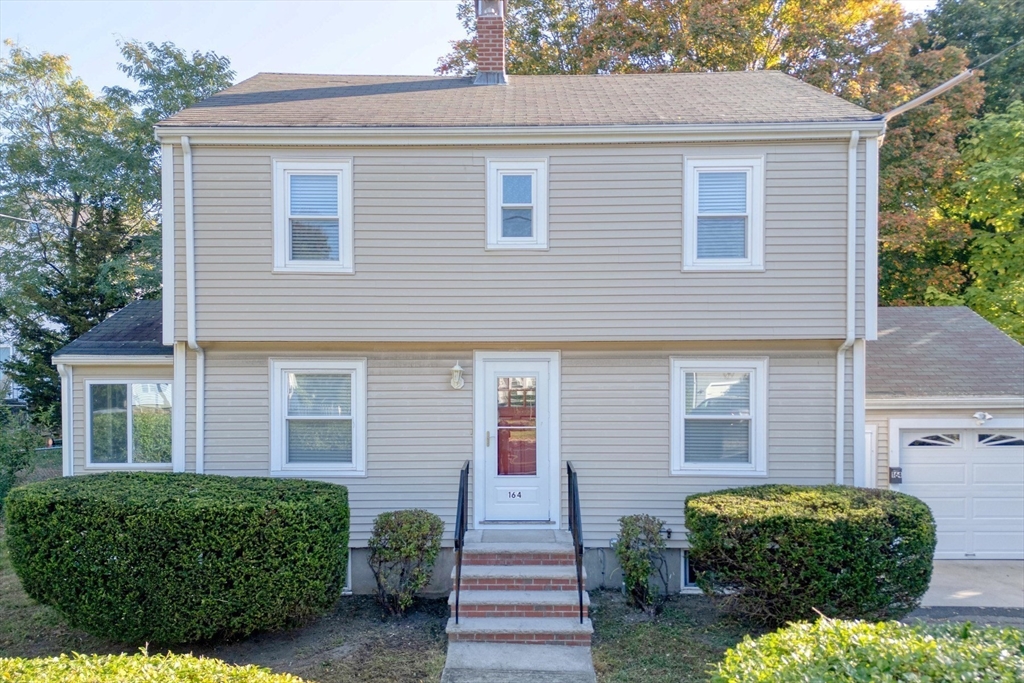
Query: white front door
[{"left": 475, "top": 352, "right": 559, "bottom": 525}]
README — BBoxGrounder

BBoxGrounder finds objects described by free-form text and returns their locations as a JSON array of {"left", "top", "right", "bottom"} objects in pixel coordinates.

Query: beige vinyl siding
[
  {"left": 868, "top": 411, "right": 890, "bottom": 488},
  {"left": 161, "top": 140, "right": 868, "bottom": 343},
  {"left": 200, "top": 344, "right": 841, "bottom": 545},
  {"left": 70, "top": 364, "right": 174, "bottom": 474}
]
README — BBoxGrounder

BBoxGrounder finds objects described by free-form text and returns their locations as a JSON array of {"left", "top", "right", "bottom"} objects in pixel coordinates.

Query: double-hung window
[
  {"left": 273, "top": 160, "right": 354, "bottom": 273},
  {"left": 270, "top": 359, "right": 366, "bottom": 476},
  {"left": 87, "top": 381, "right": 173, "bottom": 467},
  {"left": 670, "top": 358, "right": 767, "bottom": 475},
  {"left": 486, "top": 159, "right": 548, "bottom": 249},
  {"left": 683, "top": 157, "right": 764, "bottom": 270}
]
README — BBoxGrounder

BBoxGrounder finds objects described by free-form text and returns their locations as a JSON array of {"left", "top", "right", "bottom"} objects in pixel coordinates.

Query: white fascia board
[
  {"left": 154, "top": 120, "right": 887, "bottom": 147},
  {"left": 867, "top": 396, "right": 1024, "bottom": 410},
  {"left": 52, "top": 355, "right": 174, "bottom": 366}
]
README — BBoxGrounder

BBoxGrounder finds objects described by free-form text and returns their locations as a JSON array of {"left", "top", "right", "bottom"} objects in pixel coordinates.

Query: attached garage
[{"left": 867, "top": 307, "right": 1024, "bottom": 561}]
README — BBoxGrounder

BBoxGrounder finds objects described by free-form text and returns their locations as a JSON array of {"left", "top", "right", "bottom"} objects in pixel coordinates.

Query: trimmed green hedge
[
  {"left": 713, "top": 618, "right": 1024, "bottom": 682},
  {"left": 685, "top": 485, "right": 935, "bottom": 625},
  {"left": 0, "top": 653, "right": 307, "bottom": 682},
  {"left": 4, "top": 472, "right": 349, "bottom": 644}
]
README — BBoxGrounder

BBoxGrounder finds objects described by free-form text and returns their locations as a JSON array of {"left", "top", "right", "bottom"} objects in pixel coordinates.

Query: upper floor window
[
  {"left": 273, "top": 159, "right": 353, "bottom": 273},
  {"left": 486, "top": 159, "right": 548, "bottom": 249},
  {"left": 87, "top": 381, "right": 172, "bottom": 467},
  {"left": 670, "top": 357, "right": 768, "bottom": 476},
  {"left": 684, "top": 157, "right": 764, "bottom": 271}
]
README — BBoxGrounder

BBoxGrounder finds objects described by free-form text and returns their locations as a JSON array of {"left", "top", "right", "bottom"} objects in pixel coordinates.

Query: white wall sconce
[
  {"left": 973, "top": 411, "right": 993, "bottom": 425},
  {"left": 450, "top": 362, "right": 465, "bottom": 390}
]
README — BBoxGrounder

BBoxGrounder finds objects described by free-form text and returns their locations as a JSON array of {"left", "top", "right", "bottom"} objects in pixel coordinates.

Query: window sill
[
  {"left": 682, "top": 264, "right": 765, "bottom": 273},
  {"left": 671, "top": 467, "right": 767, "bottom": 477},
  {"left": 270, "top": 469, "right": 366, "bottom": 478},
  {"left": 84, "top": 463, "right": 174, "bottom": 471},
  {"left": 272, "top": 266, "right": 355, "bottom": 275},
  {"left": 484, "top": 244, "right": 550, "bottom": 251}
]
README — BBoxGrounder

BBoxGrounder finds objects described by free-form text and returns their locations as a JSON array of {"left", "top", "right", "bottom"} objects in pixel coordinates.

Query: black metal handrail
[
  {"left": 567, "top": 461, "right": 585, "bottom": 624},
  {"left": 453, "top": 460, "right": 470, "bottom": 624}
]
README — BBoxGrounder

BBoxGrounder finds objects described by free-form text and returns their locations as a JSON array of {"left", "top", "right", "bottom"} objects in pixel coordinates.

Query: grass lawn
[{"left": 591, "top": 590, "right": 756, "bottom": 683}]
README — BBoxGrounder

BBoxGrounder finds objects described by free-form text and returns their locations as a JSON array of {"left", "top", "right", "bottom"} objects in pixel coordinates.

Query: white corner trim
[
  {"left": 836, "top": 131, "right": 860, "bottom": 485},
  {"left": 154, "top": 120, "right": 888, "bottom": 147},
  {"left": 182, "top": 136, "right": 206, "bottom": 474},
  {"left": 682, "top": 156, "right": 765, "bottom": 272},
  {"left": 867, "top": 396, "right": 1024, "bottom": 410},
  {"left": 52, "top": 355, "right": 173, "bottom": 366},
  {"left": 272, "top": 158, "right": 355, "bottom": 273},
  {"left": 485, "top": 158, "right": 549, "bottom": 250},
  {"left": 864, "top": 137, "right": 879, "bottom": 340},
  {"left": 269, "top": 358, "right": 368, "bottom": 476},
  {"left": 172, "top": 342, "right": 186, "bottom": 472},
  {"left": 669, "top": 356, "right": 769, "bottom": 477},
  {"left": 852, "top": 340, "right": 867, "bottom": 487},
  {"left": 161, "top": 143, "right": 175, "bottom": 346},
  {"left": 56, "top": 363, "right": 73, "bottom": 476},
  {"left": 865, "top": 423, "right": 878, "bottom": 488}
]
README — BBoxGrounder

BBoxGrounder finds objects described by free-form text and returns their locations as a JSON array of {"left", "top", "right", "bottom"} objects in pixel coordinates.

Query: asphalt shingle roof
[
  {"left": 868, "top": 307, "right": 1024, "bottom": 399},
  {"left": 53, "top": 300, "right": 170, "bottom": 358},
  {"left": 159, "top": 71, "right": 879, "bottom": 129}
]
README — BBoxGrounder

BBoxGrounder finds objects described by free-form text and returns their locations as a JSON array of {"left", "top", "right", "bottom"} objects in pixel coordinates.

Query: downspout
[
  {"left": 57, "top": 363, "right": 73, "bottom": 476},
  {"left": 182, "top": 135, "right": 205, "bottom": 474},
  {"left": 836, "top": 131, "right": 859, "bottom": 484}
]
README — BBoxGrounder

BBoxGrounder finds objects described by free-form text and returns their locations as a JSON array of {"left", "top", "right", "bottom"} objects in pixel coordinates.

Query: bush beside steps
[
  {"left": 713, "top": 618, "right": 1024, "bottom": 682},
  {"left": 685, "top": 484, "right": 936, "bottom": 626},
  {"left": 4, "top": 472, "right": 349, "bottom": 644},
  {"left": 0, "top": 652, "right": 307, "bottom": 682}
]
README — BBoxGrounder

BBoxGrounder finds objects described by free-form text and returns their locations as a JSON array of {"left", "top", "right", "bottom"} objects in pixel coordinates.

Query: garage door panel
[
  {"left": 900, "top": 429, "right": 1023, "bottom": 560},
  {"left": 973, "top": 462, "right": 1024, "bottom": 485},
  {"left": 900, "top": 462, "right": 967, "bottom": 485},
  {"left": 973, "top": 498, "right": 1024, "bottom": 521}
]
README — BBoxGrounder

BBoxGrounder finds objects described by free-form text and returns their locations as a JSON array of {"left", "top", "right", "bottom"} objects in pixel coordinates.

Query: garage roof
[
  {"left": 52, "top": 300, "right": 170, "bottom": 358},
  {"left": 869, "top": 307, "right": 1024, "bottom": 399}
]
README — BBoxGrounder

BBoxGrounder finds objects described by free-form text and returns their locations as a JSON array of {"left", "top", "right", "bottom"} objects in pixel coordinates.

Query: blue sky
[{"left": 2, "top": 0, "right": 936, "bottom": 94}]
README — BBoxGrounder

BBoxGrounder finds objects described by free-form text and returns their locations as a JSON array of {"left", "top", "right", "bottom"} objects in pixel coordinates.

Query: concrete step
[
  {"left": 453, "top": 564, "right": 585, "bottom": 591},
  {"left": 446, "top": 616, "right": 594, "bottom": 646},
  {"left": 462, "top": 530, "right": 578, "bottom": 565},
  {"left": 449, "top": 589, "right": 590, "bottom": 618},
  {"left": 441, "top": 643, "right": 596, "bottom": 683}
]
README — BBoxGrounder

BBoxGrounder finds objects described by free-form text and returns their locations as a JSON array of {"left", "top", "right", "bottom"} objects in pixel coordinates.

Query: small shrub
[
  {"left": 0, "top": 652, "right": 307, "bottom": 682},
  {"left": 613, "top": 514, "right": 669, "bottom": 613},
  {"left": 0, "top": 403, "right": 39, "bottom": 510},
  {"left": 4, "top": 472, "right": 349, "bottom": 643},
  {"left": 368, "top": 509, "right": 444, "bottom": 616},
  {"left": 685, "top": 485, "right": 936, "bottom": 626},
  {"left": 713, "top": 617, "right": 1024, "bottom": 682}
]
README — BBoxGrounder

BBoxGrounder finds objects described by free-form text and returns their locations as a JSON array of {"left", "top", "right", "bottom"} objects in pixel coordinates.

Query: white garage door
[{"left": 900, "top": 429, "right": 1024, "bottom": 560}]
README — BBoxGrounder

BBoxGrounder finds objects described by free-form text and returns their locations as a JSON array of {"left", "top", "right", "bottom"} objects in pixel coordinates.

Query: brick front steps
[{"left": 445, "top": 530, "right": 593, "bottom": 647}]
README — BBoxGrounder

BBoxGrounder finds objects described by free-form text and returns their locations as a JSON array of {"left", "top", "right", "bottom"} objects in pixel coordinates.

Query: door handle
[{"left": 486, "top": 430, "right": 491, "bottom": 447}]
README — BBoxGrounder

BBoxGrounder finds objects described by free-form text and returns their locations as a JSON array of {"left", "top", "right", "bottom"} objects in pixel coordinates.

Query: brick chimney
[{"left": 475, "top": 0, "right": 506, "bottom": 85}]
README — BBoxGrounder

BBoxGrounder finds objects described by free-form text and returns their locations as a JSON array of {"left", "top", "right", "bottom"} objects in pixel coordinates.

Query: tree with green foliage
[
  {"left": 930, "top": 101, "right": 1024, "bottom": 341},
  {"left": 928, "top": 0, "right": 1023, "bottom": 113},
  {"left": 0, "top": 403, "right": 41, "bottom": 510},
  {"left": 0, "top": 40, "right": 233, "bottom": 423}
]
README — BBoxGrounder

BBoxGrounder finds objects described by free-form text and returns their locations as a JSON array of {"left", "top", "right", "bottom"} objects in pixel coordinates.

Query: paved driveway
[{"left": 922, "top": 560, "right": 1024, "bottom": 608}]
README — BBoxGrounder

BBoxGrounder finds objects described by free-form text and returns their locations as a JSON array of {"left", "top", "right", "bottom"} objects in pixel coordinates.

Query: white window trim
[
  {"left": 670, "top": 357, "right": 768, "bottom": 476},
  {"left": 273, "top": 159, "right": 354, "bottom": 273},
  {"left": 486, "top": 158, "right": 549, "bottom": 250},
  {"left": 85, "top": 379, "right": 174, "bottom": 470},
  {"left": 683, "top": 156, "right": 765, "bottom": 271},
  {"left": 269, "top": 358, "right": 367, "bottom": 477}
]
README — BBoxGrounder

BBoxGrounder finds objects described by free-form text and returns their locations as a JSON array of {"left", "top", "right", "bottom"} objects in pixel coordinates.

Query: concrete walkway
[
  {"left": 441, "top": 643, "right": 597, "bottom": 683},
  {"left": 922, "top": 560, "right": 1024, "bottom": 608}
]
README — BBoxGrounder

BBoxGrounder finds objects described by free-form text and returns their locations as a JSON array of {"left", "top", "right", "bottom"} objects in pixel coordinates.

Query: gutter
[
  {"left": 182, "top": 136, "right": 206, "bottom": 474},
  {"left": 836, "top": 131, "right": 860, "bottom": 484},
  {"left": 154, "top": 120, "right": 887, "bottom": 147}
]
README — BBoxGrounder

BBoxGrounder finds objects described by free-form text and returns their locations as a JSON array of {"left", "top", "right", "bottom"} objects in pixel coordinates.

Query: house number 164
[{"left": 507, "top": 491, "right": 522, "bottom": 499}]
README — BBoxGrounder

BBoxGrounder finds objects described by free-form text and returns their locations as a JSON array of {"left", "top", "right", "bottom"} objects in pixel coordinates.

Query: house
[
  {"left": 51, "top": 2, "right": 886, "bottom": 645},
  {"left": 866, "top": 306, "right": 1024, "bottom": 560}
]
